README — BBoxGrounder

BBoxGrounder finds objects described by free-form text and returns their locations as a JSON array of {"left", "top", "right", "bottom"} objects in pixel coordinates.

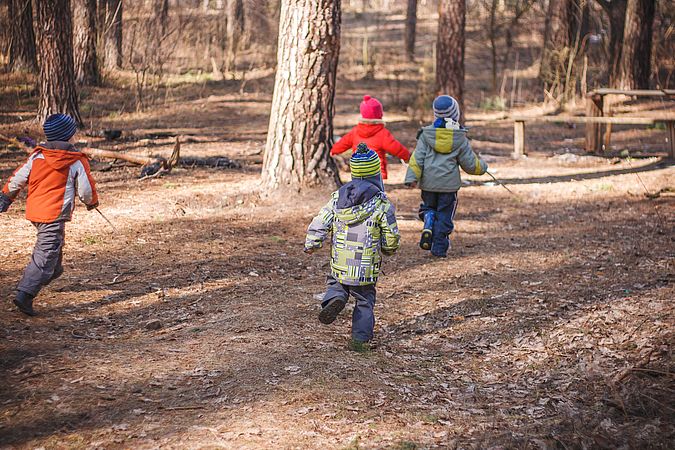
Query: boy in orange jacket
[
  {"left": 0, "top": 114, "right": 99, "bottom": 316},
  {"left": 330, "top": 95, "right": 410, "bottom": 180}
]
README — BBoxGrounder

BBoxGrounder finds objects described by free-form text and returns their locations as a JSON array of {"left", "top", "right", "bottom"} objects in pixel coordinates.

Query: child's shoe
[
  {"left": 318, "top": 296, "right": 347, "bottom": 324},
  {"left": 348, "top": 339, "right": 371, "bottom": 353},
  {"left": 13, "top": 291, "right": 36, "bottom": 316},
  {"left": 419, "top": 211, "right": 435, "bottom": 250}
]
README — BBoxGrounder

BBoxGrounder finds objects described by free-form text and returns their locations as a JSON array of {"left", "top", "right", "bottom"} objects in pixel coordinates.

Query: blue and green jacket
[
  {"left": 405, "top": 126, "right": 488, "bottom": 192},
  {"left": 305, "top": 178, "right": 400, "bottom": 286}
]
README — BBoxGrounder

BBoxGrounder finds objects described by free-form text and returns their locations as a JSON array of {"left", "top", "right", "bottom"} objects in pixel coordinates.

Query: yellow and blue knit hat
[{"left": 350, "top": 143, "right": 381, "bottom": 178}]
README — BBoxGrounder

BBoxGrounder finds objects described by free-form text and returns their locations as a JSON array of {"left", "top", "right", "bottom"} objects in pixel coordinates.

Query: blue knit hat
[
  {"left": 433, "top": 95, "right": 460, "bottom": 122},
  {"left": 350, "top": 143, "right": 381, "bottom": 178},
  {"left": 43, "top": 113, "right": 77, "bottom": 142}
]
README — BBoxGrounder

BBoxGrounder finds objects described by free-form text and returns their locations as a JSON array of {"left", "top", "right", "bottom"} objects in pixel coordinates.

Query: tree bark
[
  {"left": 73, "top": 0, "right": 99, "bottom": 85},
  {"left": 404, "top": 0, "right": 417, "bottom": 61},
  {"left": 597, "top": 0, "right": 627, "bottom": 87},
  {"left": 225, "top": 0, "right": 244, "bottom": 74},
  {"left": 101, "top": 0, "right": 123, "bottom": 69},
  {"left": 436, "top": 0, "right": 465, "bottom": 122},
  {"left": 33, "top": 0, "right": 82, "bottom": 124},
  {"left": 616, "top": 0, "right": 655, "bottom": 89},
  {"left": 8, "top": 0, "right": 37, "bottom": 72},
  {"left": 539, "top": 0, "right": 580, "bottom": 86},
  {"left": 261, "top": 0, "right": 340, "bottom": 193}
]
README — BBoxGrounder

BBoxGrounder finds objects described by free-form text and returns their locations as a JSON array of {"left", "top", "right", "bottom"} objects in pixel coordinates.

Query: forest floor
[{"left": 1, "top": 11, "right": 674, "bottom": 450}]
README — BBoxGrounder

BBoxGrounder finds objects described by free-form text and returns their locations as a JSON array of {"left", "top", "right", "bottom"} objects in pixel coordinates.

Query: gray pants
[
  {"left": 323, "top": 275, "right": 377, "bottom": 342},
  {"left": 17, "top": 222, "right": 65, "bottom": 296}
]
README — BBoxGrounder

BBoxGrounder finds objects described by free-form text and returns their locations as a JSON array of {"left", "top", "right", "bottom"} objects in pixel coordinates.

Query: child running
[
  {"left": 305, "top": 143, "right": 400, "bottom": 352},
  {"left": 0, "top": 114, "right": 99, "bottom": 316},
  {"left": 405, "top": 95, "right": 488, "bottom": 257},
  {"left": 330, "top": 95, "right": 410, "bottom": 180}
]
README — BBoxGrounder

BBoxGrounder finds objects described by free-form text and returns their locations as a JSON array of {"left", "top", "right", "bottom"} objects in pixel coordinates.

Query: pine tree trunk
[
  {"left": 33, "top": 0, "right": 82, "bottom": 124},
  {"left": 261, "top": 0, "right": 340, "bottom": 193},
  {"left": 225, "top": 0, "right": 244, "bottom": 74},
  {"left": 616, "top": 0, "right": 655, "bottom": 89},
  {"left": 436, "top": 0, "right": 465, "bottom": 121},
  {"left": 73, "top": 0, "right": 99, "bottom": 85},
  {"left": 8, "top": 0, "right": 37, "bottom": 72},
  {"left": 598, "top": 0, "right": 627, "bottom": 87},
  {"left": 404, "top": 0, "right": 417, "bottom": 62},
  {"left": 101, "top": 0, "right": 123, "bottom": 69},
  {"left": 539, "top": 0, "right": 580, "bottom": 86}
]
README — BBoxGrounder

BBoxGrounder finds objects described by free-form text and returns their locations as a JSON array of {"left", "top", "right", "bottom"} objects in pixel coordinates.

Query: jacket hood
[
  {"left": 420, "top": 126, "right": 467, "bottom": 154},
  {"left": 355, "top": 122, "right": 385, "bottom": 138},
  {"left": 335, "top": 179, "right": 383, "bottom": 225},
  {"left": 36, "top": 142, "right": 84, "bottom": 170}
]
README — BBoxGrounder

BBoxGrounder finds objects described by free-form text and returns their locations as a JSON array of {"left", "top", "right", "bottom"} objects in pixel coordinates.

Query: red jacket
[
  {"left": 2, "top": 142, "right": 98, "bottom": 223},
  {"left": 330, "top": 122, "right": 410, "bottom": 179}
]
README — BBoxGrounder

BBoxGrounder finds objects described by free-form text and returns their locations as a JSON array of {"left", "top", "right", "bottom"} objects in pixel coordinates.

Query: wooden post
[
  {"left": 513, "top": 120, "right": 525, "bottom": 159},
  {"left": 585, "top": 93, "right": 603, "bottom": 152},
  {"left": 667, "top": 121, "right": 675, "bottom": 159}
]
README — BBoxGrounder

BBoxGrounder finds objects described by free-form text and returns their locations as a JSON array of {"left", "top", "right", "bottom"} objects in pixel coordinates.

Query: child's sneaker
[
  {"left": 419, "top": 211, "right": 435, "bottom": 250},
  {"left": 13, "top": 291, "right": 36, "bottom": 316},
  {"left": 318, "top": 297, "right": 347, "bottom": 324},
  {"left": 348, "top": 339, "right": 371, "bottom": 353}
]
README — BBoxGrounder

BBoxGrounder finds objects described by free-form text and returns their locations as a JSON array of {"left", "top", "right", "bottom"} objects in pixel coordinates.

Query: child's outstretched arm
[
  {"left": 304, "top": 196, "right": 336, "bottom": 253},
  {"left": 74, "top": 157, "right": 99, "bottom": 209},
  {"left": 379, "top": 201, "right": 401, "bottom": 256},
  {"left": 457, "top": 140, "right": 488, "bottom": 175},
  {"left": 0, "top": 156, "right": 34, "bottom": 212},
  {"left": 382, "top": 129, "right": 410, "bottom": 162},
  {"left": 329, "top": 130, "right": 354, "bottom": 156},
  {"left": 404, "top": 137, "right": 427, "bottom": 186}
]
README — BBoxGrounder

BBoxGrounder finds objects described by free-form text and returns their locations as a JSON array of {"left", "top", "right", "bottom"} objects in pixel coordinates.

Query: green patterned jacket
[{"left": 305, "top": 188, "right": 400, "bottom": 286}]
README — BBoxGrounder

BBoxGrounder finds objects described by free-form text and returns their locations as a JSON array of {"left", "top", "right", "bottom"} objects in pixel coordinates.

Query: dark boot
[
  {"left": 318, "top": 296, "right": 347, "bottom": 325},
  {"left": 419, "top": 211, "right": 435, "bottom": 250},
  {"left": 13, "top": 291, "right": 36, "bottom": 316}
]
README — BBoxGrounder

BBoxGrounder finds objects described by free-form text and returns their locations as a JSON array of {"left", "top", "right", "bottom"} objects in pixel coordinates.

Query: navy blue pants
[
  {"left": 418, "top": 191, "right": 458, "bottom": 257},
  {"left": 322, "top": 275, "right": 376, "bottom": 342}
]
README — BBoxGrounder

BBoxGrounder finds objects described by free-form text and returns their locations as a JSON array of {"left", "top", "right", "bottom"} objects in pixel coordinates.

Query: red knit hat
[{"left": 359, "top": 95, "right": 383, "bottom": 120}]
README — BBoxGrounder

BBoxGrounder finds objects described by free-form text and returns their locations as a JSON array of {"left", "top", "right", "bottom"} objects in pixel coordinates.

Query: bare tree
[
  {"left": 539, "top": 0, "right": 580, "bottom": 88},
  {"left": 225, "top": 0, "right": 244, "bottom": 74},
  {"left": 405, "top": 0, "right": 418, "bottom": 61},
  {"left": 73, "top": 0, "right": 99, "bottom": 85},
  {"left": 436, "top": 0, "right": 466, "bottom": 120},
  {"left": 261, "top": 0, "right": 341, "bottom": 192},
  {"left": 33, "top": 0, "right": 82, "bottom": 124},
  {"left": 597, "top": 0, "right": 627, "bottom": 86},
  {"left": 616, "top": 0, "right": 655, "bottom": 89},
  {"left": 8, "top": 0, "right": 36, "bottom": 72},
  {"left": 101, "top": 0, "right": 123, "bottom": 69}
]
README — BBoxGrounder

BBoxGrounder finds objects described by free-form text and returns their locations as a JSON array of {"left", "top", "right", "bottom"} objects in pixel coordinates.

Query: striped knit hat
[
  {"left": 432, "top": 95, "right": 460, "bottom": 122},
  {"left": 350, "top": 143, "right": 381, "bottom": 178},
  {"left": 43, "top": 113, "right": 77, "bottom": 142}
]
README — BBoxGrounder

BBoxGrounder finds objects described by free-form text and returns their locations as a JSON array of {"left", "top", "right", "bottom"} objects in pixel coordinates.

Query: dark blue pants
[
  {"left": 322, "top": 275, "right": 376, "bottom": 342},
  {"left": 418, "top": 191, "right": 458, "bottom": 257}
]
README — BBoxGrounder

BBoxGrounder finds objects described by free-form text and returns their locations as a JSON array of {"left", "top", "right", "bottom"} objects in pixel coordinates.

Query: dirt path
[{"left": 1, "top": 121, "right": 673, "bottom": 448}]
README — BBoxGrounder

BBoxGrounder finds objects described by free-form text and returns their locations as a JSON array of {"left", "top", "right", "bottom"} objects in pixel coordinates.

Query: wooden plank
[
  {"left": 589, "top": 88, "right": 675, "bottom": 97},
  {"left": 668, "top": 121, "right": 675, "bottom": 160},
  {"left": 513, "top": 120, "right": 525, "bottom": 159},
  {"left": 585, "top": 94, "right": 603, "bottom": 153},
  {"left": 512, "top": 115, "right": 668, "bottom": 125}
]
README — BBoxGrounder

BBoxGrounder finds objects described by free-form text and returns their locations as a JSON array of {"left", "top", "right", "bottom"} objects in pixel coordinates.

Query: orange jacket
[
  {"left": 2, "top": 142, "right": 98, "bottom": 223},
  {"left": 330, "top": 122, "right": 410, "bottom": 179}
]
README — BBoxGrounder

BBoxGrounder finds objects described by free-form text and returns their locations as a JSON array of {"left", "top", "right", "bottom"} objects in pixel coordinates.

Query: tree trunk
[
  {"left": 616, "top": 0, "right": 655, "bottom": 89},
  {"left": 101, "top": 0, "right": 123, "bottom": 69},
  {"left": 73, "top": 0, "right": 99, "bottom": 85},
  {"left": 539, "top": 0, "right": 580, "bottom": 86},
  {"left": 598, "top": 0, "right": 627, "bottom": 87},
  {"left": 436, "top": 0, "right": 465, "bottom": 122},
  {"left": 8, "top": 0, "right": 37, "bottom": 72},
  {"left": 158, "top": 0, "right": 169, "bottom": 35},
  {"left": 33, "top": 0, "right": 82, "bottom": 124},
  {"left": 404, "top": 0, "right": 417, "bottom": 61},
  {"left": 261, "top": 0, "right": 340, "bottom": 193},
  {"left": 225, "top": 0, "right": 244, "bottom": 74}
]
